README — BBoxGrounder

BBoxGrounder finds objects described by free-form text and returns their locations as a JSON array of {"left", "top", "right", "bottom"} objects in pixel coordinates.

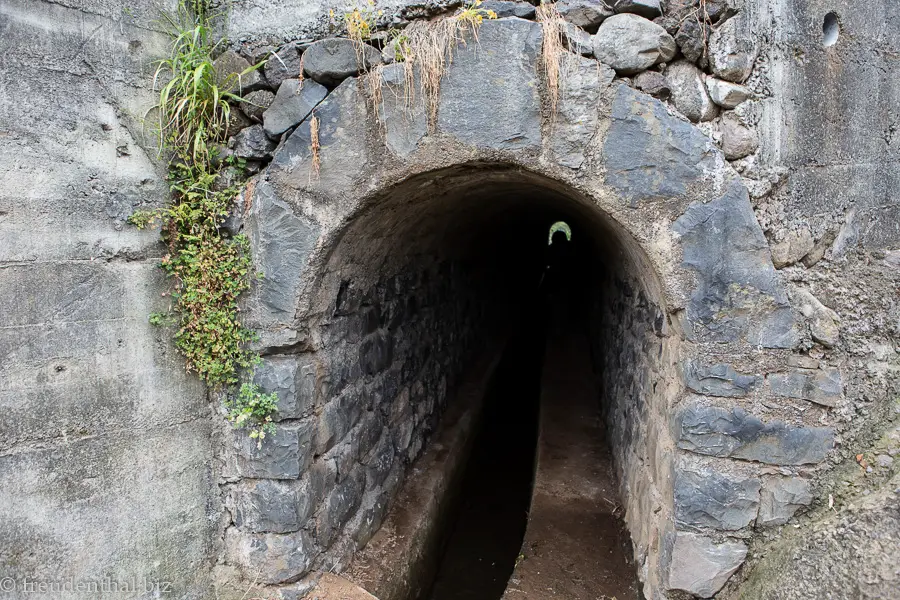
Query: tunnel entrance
[
  {"left": 424, "top": 233, "right": 641, "bottom": 600},
  {"left": 306, "top": 164, "right": 669, "bottom": 598}
]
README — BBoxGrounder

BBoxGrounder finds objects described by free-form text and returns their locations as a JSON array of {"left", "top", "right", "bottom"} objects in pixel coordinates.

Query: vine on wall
[{"left": 130, "top": 1, "right": 277, "bottom": 444}]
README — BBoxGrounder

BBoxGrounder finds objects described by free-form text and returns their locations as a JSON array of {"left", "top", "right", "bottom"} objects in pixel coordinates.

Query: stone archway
[{"left": 221, "top": 16, "right": 834, "bottom": 600}]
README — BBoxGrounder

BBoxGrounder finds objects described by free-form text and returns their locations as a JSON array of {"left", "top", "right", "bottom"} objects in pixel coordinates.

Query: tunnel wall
[{"left": 222, "top": 251, "right": 492, "bottom": 583}]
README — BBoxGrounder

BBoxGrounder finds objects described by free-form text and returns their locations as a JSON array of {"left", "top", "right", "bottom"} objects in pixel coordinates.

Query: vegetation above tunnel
[{"left": 129, "top": 0, "right": 277, "bottom": 443}]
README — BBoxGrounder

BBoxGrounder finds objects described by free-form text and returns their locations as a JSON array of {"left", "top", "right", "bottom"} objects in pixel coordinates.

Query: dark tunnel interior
[{"left": 315, "top": 164, "right": 669, "bottom": 599}]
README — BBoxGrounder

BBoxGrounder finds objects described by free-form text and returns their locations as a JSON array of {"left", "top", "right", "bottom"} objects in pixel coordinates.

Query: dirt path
[{"left": 501, "top": 327, "right": 640, "bottom": 600}]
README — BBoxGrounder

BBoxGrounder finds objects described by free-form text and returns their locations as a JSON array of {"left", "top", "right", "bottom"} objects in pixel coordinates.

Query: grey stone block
[
  {"left": 593, "top": 13, "right": 676, "bottom": 75},
  {"left": 360, "top": 330, "right": 393, "bottom": 376},
  {"left": 678, "top": 405, "right": 834, "bottom": 465},
  {"left": 683, "top": 360, "right": 761, "bottom": 398},
  {"left": 302, "top": 38, "right": 382, "bottom": 86},
  {"left": 706, "top": 78, "right": 751, "bottom": 109},
  {"left": 232, "top": 124, "right": 277, "bottom": 159},
  {"left": 556, "top": 0, "right": 614, "bottom": 29},
  {"left": 666, "top": 60, "right": 718, "bottom": 122},
  {"left": 263, "top": 79, "right": 328, "bottom": 137},
  {"left": 667, "top": 531, "right": 747, "bottom": 597},
  {"left": 233, "top": 422, "right": 314, "bottom": 479},
  {"left": 603, "top": 84, "right": 718, "bottom": 203},
  {"left": 551, "top": 56, "right": 615, "bottom": 169},
  {"left": 757, "top": 477, "right": 813, "bottom": 527},
  {"left": 720, "top": 112, "right": 759, "bottom": 159},
  {"left": 675, "top": 17, "right": 709, "bottom": 66},
  {"left": 377, "top": 63, "right": 427, "bottom": 157},
  {"left": 263, "top": 42, "right": 303, "bottom": 89},
  {"left": 673, "top": 179, "right": 798, "bottom": 348},
  {"left": 315, "top": 466, "right": 366, "bottom": 548},
  {"left": 240, "top": 90, "right": 275, "bottom": 122},
  {"left": 480, "top": 1, "right": 536, "bottom": 18},
  {"left": 247, "top": 182, "right": 320, "bottom": 323},
  {"left": 272, "top": 77, "right": 369, "bottom": 193},
  {"left": 316, "top": 392, "right": 364, "bottom": 455},
  {"left": 708, "top": 14, "right": 757, "bottom": 83},
  {"left": 633, "top": 70, "right": 671, "bottom": 97},
  {"left": 214, "top": 50, "right": 264, "bottom": 93},
  {"left": 675, "top": 468, "right": 760, "bottom": 530},
  {"left": 233, "top": 477, "right": 320, "bottom": 533},
  {"left": 563, "top": 22, "right": 594, "bottom": 55},
  {"left": 614, "top": 0, "right": 661, "bottom": 19},
  {"left": 364, "top": 428, "right": 396, "bottom": 489},
  {"left": 438, "top": 18, "right": 542, "bottom": 150},
  {"left": 227, "top": 527, "right": 316, "bottom": 584},
  {"left": 767, "top": 368, "right": 842, "bottom": 407},
  {"left": 254, "top": 355, "right": 319, "bottom": 420}
]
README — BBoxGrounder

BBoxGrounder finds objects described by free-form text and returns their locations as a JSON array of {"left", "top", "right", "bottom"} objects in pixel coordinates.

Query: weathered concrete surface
[{"left": 0, "top": 0, "right": 218, "bottom": 598}]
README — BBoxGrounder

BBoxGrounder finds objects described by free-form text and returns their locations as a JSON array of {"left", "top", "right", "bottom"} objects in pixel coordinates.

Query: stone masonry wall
[{"left": 221, "top": 255, "right": 490, "bottom": 591}]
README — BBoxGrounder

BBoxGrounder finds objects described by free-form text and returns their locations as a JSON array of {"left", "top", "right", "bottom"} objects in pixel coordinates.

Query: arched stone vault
[{"left": 223, "top": 17, "right": 834, "bottom": 600}]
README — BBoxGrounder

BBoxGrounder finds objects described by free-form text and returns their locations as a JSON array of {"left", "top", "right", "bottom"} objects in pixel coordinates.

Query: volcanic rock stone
[
  {"left": 771, "top": 227, "right": 815, "bottom": 268},
  {"left": 271, "top": 78, "right": 369, "bottom": 193},
  {"left": 302, "top": 38, "right": 382, "bottom": 86},
  {"left": 793, "top": 288, "right": 841, "bottom": 348},
  {"left": 253, "top": 355, "right": 319, "bottom": 420},
  {"left": 757, "top": 477, "right": 813, "bottom": 526},
  {"left": 556, "top": 0, "right": 614, "bottom": 29},
  {"left": 720, "top": 112, "right": 759, "bottom": 159},
  {"left": 564, "top": 22, "right": 594, "bottom": 56},
  {"left": 232, "top": 478, "right": 321, "bottom": 534},
  {"left": 678, "top": 405, "right": 834, "bottom": 465},
  {"left": 316, "top": 466, "right": 366, "bottom": 548},
  {"left": 551, "top": 56, "right": 615, "bottom": 168},
  {"left": 675, "top": 17, "right": 709, "bottom": 66},
  {"left": 231, "top": 124, "right": 277, "bottom": 159},
  {"left": 438, "top": 17, "right": 542, "bottom": 150},
  {"left": 214, "top": 50, "right": 264, "bottom": 93},
  {"left": 666, "top": 60, "right": 718, "bottom": 122},
  {"left": 233, "top": 423, "right": 313, "bottom": 479},
  {"left": 673, "top": 179, "right": 797, "bottom": 348},
  {"left": 263, "top": 79, "right": 328, "bottom": 137},
  {"left": 683, "top": 360, "right": 760, "bottom": 398},
  {"left": 706, "top": 77, "right": 751, "bottom": 108},
  {"left": 240, "top": 89, "right": 274, "bottom": 122},
  {"left": 633, "top": 70, "right": 671, "bottom": 97},
  {"left": 480, "top": 0, "right": 536, "bottom": 18},
  {"left": 592, "top": 13, "right": 676, "bottom": 74},
  {"left": 675, "top": 468, "right": 761, "bottom": 530},
  {"left": 226, "top": 528, "right": 315, "bottom": 584},
  {"left": 247, "top": 182, "right": 320, "bottom": 322},
  {"left": 668, "top": 532, "right": 748, "bottom": 597},
  {"left": 767, "top": 368, "right": 842, "bottom": 407},
  {"left": 709, "top": 15, "right": 758, "bottom": 82},
  {"left": 603, "top": 85, "right": 718, "bottom": 203},
  {"left": 614, "top": 0, "right": 661, "bottom": 20},
  {"left": 263, "top": 42, "right": 303, "bottom": 88}
]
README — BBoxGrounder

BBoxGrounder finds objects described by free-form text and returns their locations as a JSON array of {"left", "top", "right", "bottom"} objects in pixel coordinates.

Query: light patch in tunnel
[{"left": 547, "top": 221, "right": 572, "bottom": 244}]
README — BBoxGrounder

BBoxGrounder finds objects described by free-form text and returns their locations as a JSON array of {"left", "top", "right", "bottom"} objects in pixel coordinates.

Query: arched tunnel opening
[{"left": 312, "top": 163, "right": 672, "bottom": 600}]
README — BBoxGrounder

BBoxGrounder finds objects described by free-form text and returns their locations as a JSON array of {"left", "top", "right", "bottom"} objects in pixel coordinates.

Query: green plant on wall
[{"left": 131, "top": 0, "right": 277, "bottom": 445}]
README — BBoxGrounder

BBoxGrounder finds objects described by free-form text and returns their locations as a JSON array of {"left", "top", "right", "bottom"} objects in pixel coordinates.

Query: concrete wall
[{"left": 0, "top": 0, "right": 220, "bottom": 597}]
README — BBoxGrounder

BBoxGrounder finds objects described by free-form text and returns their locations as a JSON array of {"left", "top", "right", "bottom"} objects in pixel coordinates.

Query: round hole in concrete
[{"left": 823, "top": 12, "right": 840, "bottom": 47}]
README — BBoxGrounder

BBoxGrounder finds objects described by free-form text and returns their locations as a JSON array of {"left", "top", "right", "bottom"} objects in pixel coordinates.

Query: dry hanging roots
[
  {"left": 309, "top": 113, "right": 321, "bottom": 181},
  {"left": 536, "top": 1, "right": 567, "bottom": 117}
]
